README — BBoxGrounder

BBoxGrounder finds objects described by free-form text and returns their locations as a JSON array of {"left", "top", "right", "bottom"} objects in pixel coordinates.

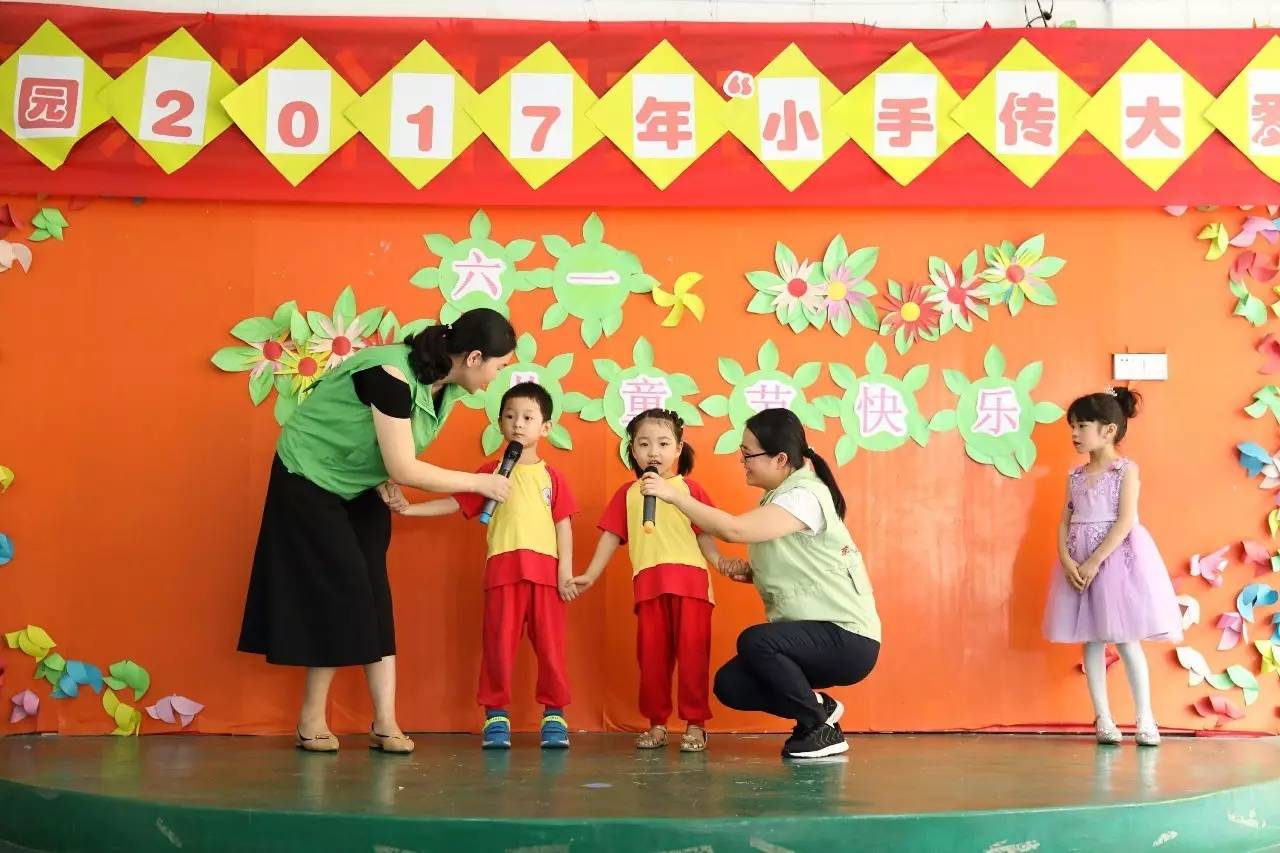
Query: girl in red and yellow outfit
[{"left": 567, "top": 409, "right": 729, "bottom": 752}]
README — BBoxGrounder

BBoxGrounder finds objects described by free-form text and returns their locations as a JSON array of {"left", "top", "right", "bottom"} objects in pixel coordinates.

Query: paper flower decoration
[
  {"left": 1229, "top": 216, "right": 1280, "bottom": 247},
  {"left": 0, "top": 240, "right": 32, "bottom": 273},
  {"left": 103, "top": 659, "right": 151, "bottom": 701},
  {"left": 746, "top": 241, "right": 826, "bottom": 333},
  {"left": 1176, "top": 594, "right": 1201, "bottom": 630},
  {"left": 147, "top": 695, "right": 205, "bottom": 727},
  {"left": 1175, "top": 646, "right": 1212, "bottom": 686},
  {"left": 1237, "top": 582, "right": 1278, "bottom": 621},
  {"left": 53, "top": 660, "right": 105, "bottom": 699},
  {"left": 1242, "top": 540, "right": 1277, "bottom": 572},
  {"left": 1216, "top": 612, "right": 1248, "bottom": 651},
  {"left": 652, "top": 272, "right": 706, "bottom": 327},
  {"left": 1257, "top": 640, "right": 1280, "bottom": 676},
  {"left": 976, "top": 234, "right": 1064, "bottom": 316},
  {"left": 815, "top": 238, "right": 879, "bottom": 336},
  {"left": 306, "top": 290, "right": 383, "bottom": 371},
  {"left": 103, "top": 689, "right": 142, "bottom": 736},
  {"left": 1206, "top": 664, "right": 1261, "bottom": 706},
  {"left": 0, "top": 533, "right": 11, "bottom": 566},
  {"left": 1229, "top": 279, "right": 1269, "bottom": 326},
  {"left": 0, "top": 466, "right": 12, "bottom": 492},
  {"left": 879, "top": 280, "right": 941, "bottom": 354},
  {"left": 1238, "top": 442, "right": 1274, "bottom": 478},
  {"left": 9, "top": 689, "right": 38, "bottom": 723},
  {"left": 1198, "top": 222, "right": 1229, "bottom": 260},
  {"left": 1257, "top": 335, "right": 1280, "bottom": 373},
  {"left": 28, "top": 208, "right": 68, "bottom": 242},
  {"left": 1190, "top": 546, "right": 1230, "bottom": 587},
  {"left": 1232, "top": 251, "right": 1278, "bottom": 283},
  {"left": 4, "top": 624, "right": 55, "bottom": 661},
  {"left": 1273, "top": 613, "right": 1280, "bottom": 644},
  {"left": 1193, "top": 694, "right": 1244, "bottom": 726},
  {"left": 0, "top": 203, "right": 24, "bottom": 239},
  {"left": 925, "top": 251, "right": 987, "bottom": 334},
  {"left": 411, "top": 210, "right": 537, "bottom": 323}
]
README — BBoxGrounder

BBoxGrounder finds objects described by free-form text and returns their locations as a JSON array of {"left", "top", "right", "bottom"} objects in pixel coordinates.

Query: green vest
[
  {"left": 747, "top": 468, "right": 882, "bottom": 642},
  {"left": 276, "top": 344, "right": 465, "bottom": 500}
]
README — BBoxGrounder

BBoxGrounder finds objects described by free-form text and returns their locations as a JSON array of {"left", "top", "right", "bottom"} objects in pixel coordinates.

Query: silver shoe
[
  {"left": 1095, "top": 717, "right": 1122, "bottom": 745},
  {"left": 1135, "top": 724, "right": 1161, "bottom": 747}
]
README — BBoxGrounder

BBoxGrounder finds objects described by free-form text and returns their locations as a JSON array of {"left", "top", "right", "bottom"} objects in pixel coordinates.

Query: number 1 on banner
[
  {"left": 265, "top": 68, "right": 331, "bottom": 154},
  {"left": 389, "top": 72, "right": 455, "bottom": 159},
  {"left": 138, "top": 56, "right": 211, "bottom": 145}
]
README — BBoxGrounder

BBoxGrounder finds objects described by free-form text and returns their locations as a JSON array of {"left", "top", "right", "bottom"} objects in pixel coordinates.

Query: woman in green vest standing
[
  {"left": 238, "top": 308, "right": 517, "bottom": 754},
  {"left": 640, "top": 408, "right": 880, "bottom": 760}
]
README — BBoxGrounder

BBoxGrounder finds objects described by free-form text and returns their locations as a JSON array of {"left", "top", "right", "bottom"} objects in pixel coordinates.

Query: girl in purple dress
[{"left": 1043, "top": 388, "right": 1182, "bottom": 747}]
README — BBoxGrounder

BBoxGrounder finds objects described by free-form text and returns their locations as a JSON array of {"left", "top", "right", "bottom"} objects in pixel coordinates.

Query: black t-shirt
[{"left": 352, "top": 366, "right": 411, "bottom": 418}]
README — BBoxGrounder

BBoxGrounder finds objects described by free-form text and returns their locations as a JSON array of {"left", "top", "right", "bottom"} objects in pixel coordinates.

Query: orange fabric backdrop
[{"left": 0, "top": 197, "right": 1274, "bottom": 736}]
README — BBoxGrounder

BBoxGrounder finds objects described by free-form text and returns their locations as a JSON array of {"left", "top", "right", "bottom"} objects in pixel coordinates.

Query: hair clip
[{"left": 1104, "top": 386, "right": 1118, "bottom": 397}]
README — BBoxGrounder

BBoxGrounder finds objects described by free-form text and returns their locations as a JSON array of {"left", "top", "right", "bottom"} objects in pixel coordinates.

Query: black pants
[{"left": 714, "top": 621, "right": 879, "bottom": 730}]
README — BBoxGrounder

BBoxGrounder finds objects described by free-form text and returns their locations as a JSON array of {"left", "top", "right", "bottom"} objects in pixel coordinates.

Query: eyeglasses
[{"left": 739, "top": 450, "right": 770, "bottom": 462}]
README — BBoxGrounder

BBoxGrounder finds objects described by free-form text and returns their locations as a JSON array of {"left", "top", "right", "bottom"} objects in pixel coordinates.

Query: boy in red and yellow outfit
[{"left": 399, "top": 382, "right": 576, "bottom": 749}]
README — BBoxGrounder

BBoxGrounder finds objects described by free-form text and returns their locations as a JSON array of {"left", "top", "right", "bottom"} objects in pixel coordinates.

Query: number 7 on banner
[
  {"left": 346, "top": 41, "right": 482, "bottom": 189},
  {"left": 221, "top": 39, "right": 358, "bottom": 186},
  {"left": 99, "top": 28, "right": 237, "bottom": 174},
  {"left": 467, "top": 42, "right": 601, "bottom": 189}
]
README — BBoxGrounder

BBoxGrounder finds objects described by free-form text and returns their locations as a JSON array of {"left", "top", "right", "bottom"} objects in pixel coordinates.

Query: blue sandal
[
  {"left": 540, "top": 709, "right": 570, "bottom": 749},
  {"left": 482, "top": 712, "right": 511, "bottom": 750}
]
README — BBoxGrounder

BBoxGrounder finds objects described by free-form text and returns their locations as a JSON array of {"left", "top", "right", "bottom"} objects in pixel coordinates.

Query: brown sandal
[
  {"left": 635, "top": 725, "right": 667, "bottom": 749},
  {"left": 369, "top": 727, "right": 415, "bottom": 754},
  {"left": 680, "top": 725, "right": 708, "bottom": 753},
  {"left": 295, "top": 728, "right": 339, "bottom": 752}
]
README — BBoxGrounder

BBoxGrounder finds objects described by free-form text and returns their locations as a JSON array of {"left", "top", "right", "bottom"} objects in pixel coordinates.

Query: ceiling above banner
[{"left": 0, "top": 4, "right": 1278, "bottom": 207}]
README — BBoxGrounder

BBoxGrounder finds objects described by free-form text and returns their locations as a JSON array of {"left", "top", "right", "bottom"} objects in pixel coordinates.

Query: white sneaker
[{"left": 1095, "top": 717, "right": 1122, "bottom": 745}]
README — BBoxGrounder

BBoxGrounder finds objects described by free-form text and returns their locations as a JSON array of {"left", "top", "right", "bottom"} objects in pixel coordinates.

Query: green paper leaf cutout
[
  {"left": 1033, "top": 256, "right": 1066, "bottom": 277},
  {"left": 831, "top": 311, "right": 853, "bottom": 337},
  {"left": 482, "top": 423, "right": 504, "bottom": 455},
  {"left": 41, "top": 208, "right": 68, "bottom": 229},
  {"left": 853, "top": 301, "right": 880, "bottom": 331},
  {"left": 563, "top": 391, "right": 591, "bottom": 413},
  {"left": 514, "top": 333, "right": 537, "bottom": 362},
  {"left": 822, "top": 234, "right": 847, "bottom": 280},
  {"left": 211, "top": 346, "right": 257, "bottom": 372},
  {"left": 902, "top": 364, "right": 929, "bottom": 392},
  {"left": 505, "top": 239, "right": 535, "bottom": 262},
  {"left": 333, "top": 287, "right": 357, "bottom": 327},
  {"left": 356, "top": 306, "right": 385, "bottom": 338},
  {"left": 668, "top": 373, "right": 699, "bottom": 396},
  {"left": 746, "top": 270, "right": 783, "bottom": 292},
  {"left": 894, "top": 327, "right": 911, "bottom": 356},
  {"left": 545, "top": 353, "right": 574, "bottom": 380},
  {"left": 747, "top": 292, "right": 777, "bottom": 314},
  {"left": 775, "top": 241, "right": 797, "bottom": 274},
  {"left": 1008, "top": 287, "right": 1027, "bottom": 317},
  {"left": 714, "top": 429, "right": 742, "bottom": 455},
  {"left": 470, "top": 209, "right": 492, "bottom": 240},
  {"left": 942, "top": 370, "right": 970, "bottom": 396},
  {"left": 289, "top": 311, "right": 311, "bottom": 347},
  {"left": 844, "top": 246, "right": 878, "bottom": 281},
  {"left": 929, "top": 410, "right": 957, "bottom": 432},
  {"left": 274, "top": 386, "right": 299, "bottom": 425},
  {"left": 829, "top": 362, "right": 858, "bottom": 390},
  {"left": 797, "top": 403, "right": 826, "bottom": 431},
  {"left": 527, "top": 268, "right": 553, "bottom": 288},
  {"left": 992, "top": 454, "right": 1022, "bottom": 478},
  {"left": 230, "top": 317, "right": 277, "bottom": 343},
  {"left": 1014, "top": 439, "right": 1038, "bottom": 471},
  {"left": 543, "top": 234, "right": 573, "bottom": 258},
  {"left": 835, "top": 434, "right": 859, "bottom": 466},
  {"left": 438, "top": 303, "right": 462, "bottom": 325},
  {"left": 549, "top": 423, "right": 573, "bottom": 450},
  {"left": 249, "top": 368, "right": 275, "bottom": 405},
  {"left": 700, "top": 395, "right": 730, "bottom": 418},
  {"left": 28, "top": 229, "right": 50, "bottom": 242},
  {"left": 794, "top": 362, "right": 822, "bottom": 388},
  {"left": 579, "top": 399, "right": 605, "bottom": 421},
  {"left": 632, "top": 337, "right": 655, "bottom": 367},
  {"left": 984, "top": 347, "right": 1006, "bottom": 378},
  {"left": 758, "top": 340, "right": 780, "bottom": 372},
  {"left": 410, "top": 266, "right": 440, "bottom": 289},
  {"left": 1016, "top": 361, "right": 1044, "bottom": 391},
  {"left": 815, "top": 395, "right": 841, "bottom": 418},
  {"left": 582, "top": 212, "right": 605, "bottom": 243},
  {"left": 424, "top": 233, "right": 454, "bottom": 257},
  {"left": 601, "top": 311, "right": 624, "bottom": 338},
  {"left": 1033, "top": 401, "right": 1065, "bottom": 423},
  {"left": 400, "top": 319, "right": 434, "bottom": 338},
  {"left": 543, "top": 302, "right": 570, "bottom": 330},
  {"left": 1018, "top": 233, "right": 1045, "bottom": 258},
  {"left": 594, "top": 359, "right": 623, "bottom": 381}
]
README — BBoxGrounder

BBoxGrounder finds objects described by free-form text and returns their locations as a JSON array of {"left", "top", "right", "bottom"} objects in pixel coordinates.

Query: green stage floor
[{"left": 2, "top": 733, "right": 1279, "bottom": 852}]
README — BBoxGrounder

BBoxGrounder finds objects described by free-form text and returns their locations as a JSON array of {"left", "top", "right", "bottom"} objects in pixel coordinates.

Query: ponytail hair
[
  {"left": 625, "top": 409, "right": 696, "bottom": 477},
  {"left": 745, "top": 409, "right": 846, "bottom": 519},
  {"left": 404, "top": 308, "right": 516, "bottom": 385},
  {"left": 1066, "top": 386, "right": 1142, "bottom": 443}
]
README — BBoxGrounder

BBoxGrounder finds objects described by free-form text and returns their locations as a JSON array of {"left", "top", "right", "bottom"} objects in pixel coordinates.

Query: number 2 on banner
[
  {"left": 265, "top": 68, "right": 332, "bottom": 155},
  {"left": 138, "top": 56, "right": 212, "bottom": 146}
]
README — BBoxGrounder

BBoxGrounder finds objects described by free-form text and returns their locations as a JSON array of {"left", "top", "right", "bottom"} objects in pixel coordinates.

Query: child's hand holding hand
[
  {"left": 377, "top": 481, "right": 410, "bottom": 513},
  {"left": 1077, "top": 558, "right": 1101, "bottom": 591},
  {"left": 717, "top": 557, "right": 753, "bottom": 583},
  {"left": 1061, "top": 557, "right": 1083, "bottom": 591},
  {"left": 565, "top": 575, "right": 596, "bottom": 600}
]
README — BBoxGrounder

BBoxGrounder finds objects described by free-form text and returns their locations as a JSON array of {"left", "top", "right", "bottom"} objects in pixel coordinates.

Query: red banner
[{"left": 0, "top": 2, "right": 1278, "bottom": 207}]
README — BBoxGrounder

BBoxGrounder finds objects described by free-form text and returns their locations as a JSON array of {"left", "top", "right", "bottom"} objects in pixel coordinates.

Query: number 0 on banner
[
  {"left": 346, "top": 41, "right": 482, "bottom": 189},
  {"left": 221, "top": 38, "right": 357, "bottom": 186},
  {"left": 100, "top": 28, "right": 237, "bottom": 174}
]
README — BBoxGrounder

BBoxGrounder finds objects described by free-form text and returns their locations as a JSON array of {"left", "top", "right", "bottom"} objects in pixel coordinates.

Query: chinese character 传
[{"left": 998, "top": 91, "right": 1055, "bottom": 148}]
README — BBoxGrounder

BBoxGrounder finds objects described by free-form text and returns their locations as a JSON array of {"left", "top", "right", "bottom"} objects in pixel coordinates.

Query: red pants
[
  {"left": 477, "top": 581, "right": 570, "bottom": 710},
  {"left": 636, "top": 594, "right": 713, "bottom": 726}
]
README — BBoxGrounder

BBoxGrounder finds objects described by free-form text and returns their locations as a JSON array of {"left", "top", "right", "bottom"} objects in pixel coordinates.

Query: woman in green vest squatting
[
  {"left": 238, "top": 308, "right": 517, "bottom": 754},
  {"left": 640, "top": 408, "right": 880, "bottom": 760}
]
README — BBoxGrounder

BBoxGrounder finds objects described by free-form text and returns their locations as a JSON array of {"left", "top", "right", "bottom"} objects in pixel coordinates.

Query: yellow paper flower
[
  {"left": 652, "top": 272, "right": 706, "bottom": 327},
  {"left": 1257, "top": 640, "right": 1279, "bottom": 676},
  {"left": 0, "top": 465, "right": 12, "bottom": 492},
  {"left": 1198, "top": 223, "right": 1229, "bottom": 261}
]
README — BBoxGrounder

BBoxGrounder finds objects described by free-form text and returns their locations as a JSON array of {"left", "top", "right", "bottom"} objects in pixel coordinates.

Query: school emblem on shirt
[{"left": 542, "top": 486, "right": 553, "bottom": 507}]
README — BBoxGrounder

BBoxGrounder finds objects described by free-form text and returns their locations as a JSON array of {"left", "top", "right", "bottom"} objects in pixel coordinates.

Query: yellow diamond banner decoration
[
  {"left": 220, "top": 38, "right": 358, "bottom": 187},
  {"left": 723, "top": 44, "right": 846, "bottom": 191},
  {"left": 98, "top": 28, "right": 236, "bottom": 174},
  {"left": 1077, "top": 40, "right": 1215, "bottom": 191},
  {"left": 466, "top": 42, "right": 601, "bottom": 189},
  {"left": 833, "top": 43, "right": 965, "bottom": 186},
  {"left": 950, "top": 39, "right": 1089, "bottom": 187},
  {"left": 1205, "top": 35, "right": 1280, "bottom": 183},
  {"left": 586, "top": 40, "right": 726, "bottom": 190},
  {"left": 345, "top": 41, "right": 481, "bottom": 189},
  {"left": 0, "top": 20, "right": 113, "bottom": 170}
]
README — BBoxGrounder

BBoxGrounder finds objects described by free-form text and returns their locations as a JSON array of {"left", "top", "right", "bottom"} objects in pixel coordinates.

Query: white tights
[{"left": 1083, "top": 641, "right": 1154, "bottom": 726}]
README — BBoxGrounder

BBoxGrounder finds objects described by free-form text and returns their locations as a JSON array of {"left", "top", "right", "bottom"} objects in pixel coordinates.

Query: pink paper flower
[
  {"left": 9, "top": 689, "right": 38, "bottom": 723},
  {"left": 146, "top": 694, "right": 204, "bottom": 727}
]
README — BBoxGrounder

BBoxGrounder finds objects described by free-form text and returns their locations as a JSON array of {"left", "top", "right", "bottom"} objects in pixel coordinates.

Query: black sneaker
[
  {"left": 817, "top": 692, "right": 844, "bottom": 727},
  {"left": 782, "top": 723, "right": 848, "bottom": 759}
]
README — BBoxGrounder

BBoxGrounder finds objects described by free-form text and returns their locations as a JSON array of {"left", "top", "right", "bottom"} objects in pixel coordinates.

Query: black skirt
[{"left": 238, "top": 456, "right": 395, "bottom": 667}]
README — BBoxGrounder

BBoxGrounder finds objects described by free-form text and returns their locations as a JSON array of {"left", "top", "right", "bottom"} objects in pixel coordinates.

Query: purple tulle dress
[{"left": 1043, "top": 458, "right": 1183, "bottom": 644}]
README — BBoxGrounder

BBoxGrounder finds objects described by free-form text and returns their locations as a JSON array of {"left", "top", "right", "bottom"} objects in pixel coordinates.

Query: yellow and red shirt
[
  {"left": 598, "top": 476, "right": 716, "bottom": 606},
  {"left": 455, "top": 459, "right": 577, "bottom": 589}
]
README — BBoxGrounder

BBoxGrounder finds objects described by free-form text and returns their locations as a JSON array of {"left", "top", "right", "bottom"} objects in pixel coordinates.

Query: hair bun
[{"left": 1111, "top": 386, "right": 1142, "bottom": 419}]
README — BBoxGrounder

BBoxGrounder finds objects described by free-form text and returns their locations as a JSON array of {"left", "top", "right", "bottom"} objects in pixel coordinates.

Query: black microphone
[
  {"left": 642, "top": 465, "right": 658, "bottom": 534},
  {"left": 479, "top": 441, "right": 523, "bottom": 525}
]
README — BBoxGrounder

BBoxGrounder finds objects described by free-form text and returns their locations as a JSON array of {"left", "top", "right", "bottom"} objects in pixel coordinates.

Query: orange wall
[{"left": 0, "top": 197, "right": 1274, "bottom": 736}]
